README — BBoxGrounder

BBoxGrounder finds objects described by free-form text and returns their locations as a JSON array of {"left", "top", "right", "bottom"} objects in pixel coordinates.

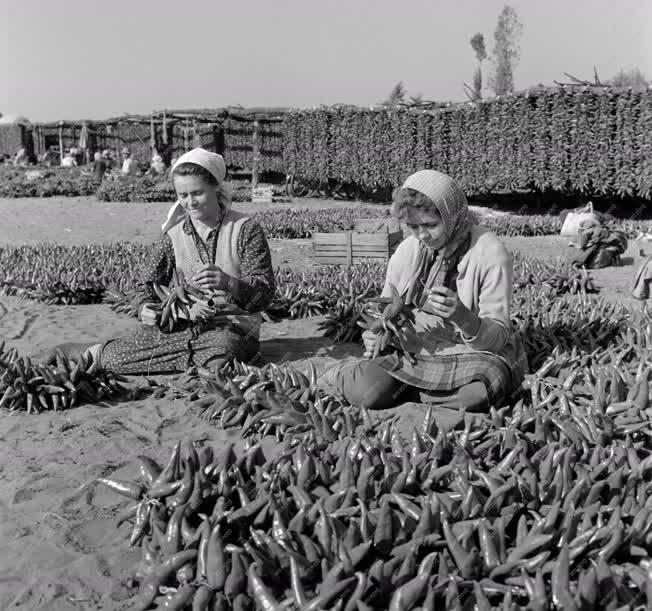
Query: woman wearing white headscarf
[
  {"left": 49, "top": 148, "right": 275, "bottom": 374},
  {"left": 334, "top": 170, "right": 528, "bottom": 411},
  {"left": 150, "top": 153, "right": 167, "bottom": 176}
]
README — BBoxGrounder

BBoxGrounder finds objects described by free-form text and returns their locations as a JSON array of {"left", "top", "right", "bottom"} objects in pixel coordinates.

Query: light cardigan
[{"left": 382, "top": 225, "right": 528, "bottom": 376}]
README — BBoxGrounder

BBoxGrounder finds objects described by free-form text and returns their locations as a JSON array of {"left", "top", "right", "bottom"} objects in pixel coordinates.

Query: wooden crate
[{"left": 312, "top": 230, "right": 403, "bottom": 265}]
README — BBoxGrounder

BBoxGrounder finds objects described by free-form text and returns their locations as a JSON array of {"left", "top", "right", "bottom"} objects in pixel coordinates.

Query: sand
[{"left": 0, "top": 195, "right": 646, "bottom": 609}]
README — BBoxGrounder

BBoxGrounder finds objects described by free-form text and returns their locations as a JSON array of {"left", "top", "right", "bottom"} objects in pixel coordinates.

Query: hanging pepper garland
[{"left": 280, "top": 89, "right": 651, "bottom": 198}]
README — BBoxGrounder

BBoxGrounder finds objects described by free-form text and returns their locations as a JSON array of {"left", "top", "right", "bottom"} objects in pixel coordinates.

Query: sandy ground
[{"left": 0, "top": 195, "right": 647, "bottom": 609}]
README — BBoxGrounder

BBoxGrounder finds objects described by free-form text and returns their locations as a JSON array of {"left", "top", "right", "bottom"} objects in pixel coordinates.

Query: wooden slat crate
[{"left": 312, "top": 230, "right": 403, "bottom": 265}]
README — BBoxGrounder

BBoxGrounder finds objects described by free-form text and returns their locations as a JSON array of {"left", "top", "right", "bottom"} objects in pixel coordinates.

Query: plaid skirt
[{"left": 373, "top": 349, "right": 518, "bottom": 405}]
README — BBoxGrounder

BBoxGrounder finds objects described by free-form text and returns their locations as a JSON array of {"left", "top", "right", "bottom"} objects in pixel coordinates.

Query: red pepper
[
  {"left": 248, "top": 563, "right": 282, "bottom": 611},
  {"left": 206, "top": 523, "right": 227, "bottom": 591},
  {"left": 97, "top": 477, "right": 144, "bottom": 501},
  {"left": 137, "top": 550, "right": 198, "bottom": 609},
  {"left": 152, "top": 441, "right": 181, "bottom": 487},
  {"left": 551, "top": 544, "right": 575, "bottom": 609}
]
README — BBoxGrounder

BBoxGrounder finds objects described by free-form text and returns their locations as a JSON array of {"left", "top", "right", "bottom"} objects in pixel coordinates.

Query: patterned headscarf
[
  {"left": 161, "top": 148, "right": 228, "bottom": 233},
  {"left": 398, "top": 170, "right": 474, "bottom": 306}
]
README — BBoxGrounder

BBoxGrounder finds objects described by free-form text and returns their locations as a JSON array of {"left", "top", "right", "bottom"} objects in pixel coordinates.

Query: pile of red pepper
[
  {"left": 188, "top": 360, "right": 361, "bottom": 441},
  {"left": 100, "top": 374, "right": 652, "bottom": 609},
  {"left": 98, "top": 292, "right": 652, "bottom": 609},
  {"left": 0, "top": 342, "right": 145, "bottom": 412}
]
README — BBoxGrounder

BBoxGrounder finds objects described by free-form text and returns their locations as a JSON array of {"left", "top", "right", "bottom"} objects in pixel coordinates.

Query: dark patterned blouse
[{"left": 135, "top": 215, "right": 275, "bottom": 314}]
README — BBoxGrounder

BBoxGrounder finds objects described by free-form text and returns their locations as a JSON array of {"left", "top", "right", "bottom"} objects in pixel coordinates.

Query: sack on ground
[
  {"left": 560, "top": 202, "right": 597, "bottom": 236},
  {"left": 632, "top": 259, "right": 652, "bottom": 300}
]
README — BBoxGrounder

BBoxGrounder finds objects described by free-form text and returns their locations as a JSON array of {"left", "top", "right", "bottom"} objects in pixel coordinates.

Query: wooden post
[
  {"left": 345, "top": 231, "right": 353, "bottom": 266},
  {"left": 150, "top": 112, "right": 156, "bottom": 151},
  {"left": 251, "top": 120, "right": 260, "bottom": 191},
  {"left": 162, "top": 110, "right": 168, "bottom": 145},
  {"left": 58, "top": 122, "right": 64, "bottom": 164}
]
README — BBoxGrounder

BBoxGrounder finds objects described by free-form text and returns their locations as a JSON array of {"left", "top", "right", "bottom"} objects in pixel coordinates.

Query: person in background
[
  {"left": 61, "top": 149, "right": 77, "bottom": 168},
  {"left": 121, "top": 148, "right": 138, "bottom": 176},
  {"left": 39, "top": 147, "right": 56, "bottom": 167},
  {"left": 13, "top": 148, "right": 27, "bottom": 166},
  {"left": 570, "top": 217, "right": 628, "bottom": 269},
  {"left": 101, "top": 149, "right": 114, "bottom": 171},
  {"left": 331, "top": 170, "right": 528, "bottom": 412},
  {"left": 92, "top": 151, "right": 107, "bottom": 182},
  {"left": 150, "top": 153, "right": 167, "bottom": 176}
]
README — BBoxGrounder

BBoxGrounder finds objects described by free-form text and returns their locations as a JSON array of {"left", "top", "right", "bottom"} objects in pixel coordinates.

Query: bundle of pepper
[
  {"left": 180, "top": 360, "right": 362, "bottom": 442},
  {"left": 513, "top": 258, "right": 597, "bottom": 294},
  {"left": 101, "top": 381, "right": 652, "bottom": 610},
  {"left": 0, "top": 342, "right": 142, "bottom": 412},
  {"left": 512, "top": 291, "right": 630, "bottom": 371},
  {"left": 268, "top": 263, "right": 384, "bottom": 321},
  {"left": 149, "top": 269, "right": 209, "bottom": 333},
  {"left": 267, "top": 283, "right": 331, "bottom": 320},
  {"left": 357, "top": 283, "right": 418, "bottom": 363},
  {"left": 104, "top": 288, "right": 142, "bottom": 317}
]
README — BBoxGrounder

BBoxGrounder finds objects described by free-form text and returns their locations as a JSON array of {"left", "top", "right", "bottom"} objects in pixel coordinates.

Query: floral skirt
[{"left": 99, "top": 324, "right": 259, "bottom": 375}]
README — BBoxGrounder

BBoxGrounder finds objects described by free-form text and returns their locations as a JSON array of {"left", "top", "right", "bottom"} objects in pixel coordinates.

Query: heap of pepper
[
  {"left": 100, "top": 378, "right": 652, "bottom": 609},
  {"left": 187, "top": 360, "right": 362, "bottom": 441},
  {"left": 0, "top": 341, "right": 144, "bottom": 412},
  {"left": 93, "top": 288, "right": 652, "bottom": 610}
]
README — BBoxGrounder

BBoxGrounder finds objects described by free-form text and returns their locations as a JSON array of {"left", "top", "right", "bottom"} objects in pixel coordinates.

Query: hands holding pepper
[
  {"left": 191, "top": 264, "right": 233, "bottom": 292},
  {"left": 425, "top": 286, "right": 481, "bottom": 338}
]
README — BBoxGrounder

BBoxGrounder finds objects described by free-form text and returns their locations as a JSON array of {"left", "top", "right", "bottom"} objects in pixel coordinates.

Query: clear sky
[{"left": 1, "top": 0, "right": 650, "bottom": 122}]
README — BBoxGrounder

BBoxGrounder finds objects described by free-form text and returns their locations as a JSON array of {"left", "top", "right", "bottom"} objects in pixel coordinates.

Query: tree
[
  {"left": 381, "top": 82, "right": 406, "bottom": 106},
  {"left": 470, "top": 33, "right": 487, "bottom": 99},
  {"left": 609, "top": 68, "right": 649, "bottom": 91},
  {"left": 409, "top": 93, "right": 424, "bottom": 105},
  {"left": 488, "top": 5, "right": 523, "bottom": 96}
]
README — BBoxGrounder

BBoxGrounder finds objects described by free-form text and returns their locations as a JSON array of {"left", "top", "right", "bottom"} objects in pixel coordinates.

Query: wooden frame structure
[
  {"left": 312, "top": 230, "right": 403, "bottom": 265},
  {"left": 28, "top": 107, "right": 290, "bottom": 172}
]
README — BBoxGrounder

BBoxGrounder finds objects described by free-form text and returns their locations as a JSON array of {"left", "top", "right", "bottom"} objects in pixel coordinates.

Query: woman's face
[
  {"left": 405, "top": 207, "right": 447, "bottom": 250},
  {"left": 174, "top": 174, "right": 220, "bottom": 223}
]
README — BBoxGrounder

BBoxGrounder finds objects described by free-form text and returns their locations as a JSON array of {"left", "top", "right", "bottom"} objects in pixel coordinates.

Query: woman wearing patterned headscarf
[
  {"left": 46, "top": 148, "right": 275, "bottom": 374},
  {"left": 334, "top": 170, "right": 528, "bottom": 412}
]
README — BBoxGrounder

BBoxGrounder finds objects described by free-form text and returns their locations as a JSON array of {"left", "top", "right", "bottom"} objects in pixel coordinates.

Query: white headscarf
[
  {"left": 161, "top": 148, "right": 227, "bottom": 233},
  {"left": 396, "top": 170, "right": 474, "bottom": 305},
  {"left": 400, "top": 170, "right": 471, "bottom": 254}
]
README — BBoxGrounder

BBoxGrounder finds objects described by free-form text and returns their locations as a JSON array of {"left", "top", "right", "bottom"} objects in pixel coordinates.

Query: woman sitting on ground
[
  {"left": 50, "top": 148, "right": 275, "bottom": 374},
  {"left": 334, "top": 170, "right": 528, "bottom": 412},
  {"left": 570, "top": 216, "right": 627, "bottom": 269}
]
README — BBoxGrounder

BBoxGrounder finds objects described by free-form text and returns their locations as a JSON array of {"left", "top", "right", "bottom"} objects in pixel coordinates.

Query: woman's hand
[
  {"left": 188, "top": 301, "right": 215, "bottom": 322},
  {"left": 140, "top": 303, "right": 161, "bottom": 326},
  {"left": 362, "top": 330, "right": 378, "bottom": 359},
  {"left": 191, "top": 264, "right": 232, "bottom": 293},
  {"left": 426, "top": 286, "right": 480, "bottom": 337},
  {"left": 426, "top": 287, "right": 465, "bottom": 321}
]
